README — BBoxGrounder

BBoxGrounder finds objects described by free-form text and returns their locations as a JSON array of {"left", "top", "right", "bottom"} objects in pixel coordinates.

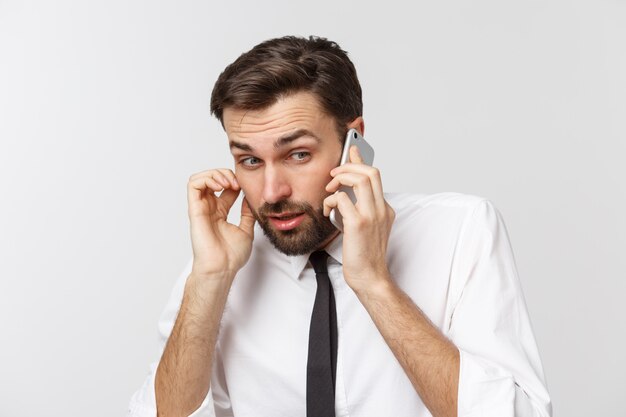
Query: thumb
[
  {"left": 239, "top": 196, "right": 256, "bottom": 237},
  {"left": 218, "top": 187, "right": 240, "bottom": 212}
]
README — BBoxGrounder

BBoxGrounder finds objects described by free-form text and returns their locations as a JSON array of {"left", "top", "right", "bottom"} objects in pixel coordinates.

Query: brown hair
[{"left": 210, "top": 35, "right": 363, "bottom": 139}]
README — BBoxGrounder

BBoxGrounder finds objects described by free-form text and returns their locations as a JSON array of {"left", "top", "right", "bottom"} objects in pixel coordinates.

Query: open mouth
[
  {"left": 268, "top": 212, "right": 306, "bottom": 231},
  {"left": 270, "top": 212, "right": 304, "bottom": 220}
]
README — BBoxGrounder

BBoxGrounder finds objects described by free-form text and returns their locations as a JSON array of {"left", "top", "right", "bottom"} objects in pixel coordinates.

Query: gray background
[{"left": 1, "top": 0, "right": 624, "bottom": 416}]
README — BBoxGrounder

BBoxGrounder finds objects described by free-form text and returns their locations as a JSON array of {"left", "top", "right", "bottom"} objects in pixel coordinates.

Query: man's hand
[
  {"left": 323, "top": 148, "right": 459, "bottom": 417},
  {"left": 187, "top": 168, "right": 256, "bottom": 280},
  {"left": 322, "top": 145, "right": 395, "bottom": 292},
  {"left": 155, "top": 168, "right": 256, "bottom": 417}
]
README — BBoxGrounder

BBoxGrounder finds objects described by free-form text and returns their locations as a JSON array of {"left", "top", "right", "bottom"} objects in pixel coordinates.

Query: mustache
[{"left": 258, "top": 200, "right": 316, "bottom": 217}]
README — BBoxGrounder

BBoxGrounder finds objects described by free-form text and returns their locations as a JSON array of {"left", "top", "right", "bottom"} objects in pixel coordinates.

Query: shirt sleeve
[
  {"left": 127, "top": 257, "right": 231, "bottom": 417},
  {"left": 445, "top": 199, "right": 552, "bottom": 417}
]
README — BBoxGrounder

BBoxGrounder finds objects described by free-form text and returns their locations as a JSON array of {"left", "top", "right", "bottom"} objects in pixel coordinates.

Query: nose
[{"left": 262, "top": 164, "right": 292, "bottom": 204}]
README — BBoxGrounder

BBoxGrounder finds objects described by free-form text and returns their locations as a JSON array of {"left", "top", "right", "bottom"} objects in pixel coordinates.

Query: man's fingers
[
  {"left": 325, "top": 173, "right": 376, "bottom": 217},
  {"left": 187, "top": 176, "right": 225, "bottom": 205},
  {"left": 330, "top": 163, "right": 385, "bottom": 212},
  {"left": 323, "top": 191, "right": 359, "bottom": 219},
  {"left": 239, "top": 197, "right": 256, "bottom": 237},
  {"left": 349, "top": 145, "right": 364, "bottom": 163},
  {"left": 187, "top": 174, "right": 240, "bottom": 216},
  {"left": 188, "top": 176, "right": 224, "bottom": 192},
  {"left": 215, "top": 169, "right": 239, "bottom": 189},
  {"left": 218, "top": 187, "right": 241, "bottom": 212},
  {"left": 189, "top": 168, "right": 240, "bottom": 190}
]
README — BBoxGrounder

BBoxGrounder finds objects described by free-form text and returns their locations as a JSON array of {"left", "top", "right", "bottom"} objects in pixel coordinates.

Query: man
[{"left": 128, "top": 36, "right": 552, "bottom": 417}]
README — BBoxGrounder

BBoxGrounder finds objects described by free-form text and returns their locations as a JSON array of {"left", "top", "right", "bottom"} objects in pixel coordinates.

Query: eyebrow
[{"left": 229, "top": 129, "right": 321, "bottom": 152}]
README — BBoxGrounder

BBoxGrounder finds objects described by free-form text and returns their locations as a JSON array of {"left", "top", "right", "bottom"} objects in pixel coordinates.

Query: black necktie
[{"left": 306, "top": 250, "right": 338, "bottom": 417}]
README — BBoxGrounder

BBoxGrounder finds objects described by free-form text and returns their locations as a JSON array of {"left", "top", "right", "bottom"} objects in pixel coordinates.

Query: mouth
[{"left": 268, "top": 212, "right": 306, "bottom": 231}]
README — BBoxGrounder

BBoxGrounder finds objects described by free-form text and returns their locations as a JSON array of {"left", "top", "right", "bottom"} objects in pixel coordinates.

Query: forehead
[{"left": 223, "top": 91, "right": 336, "bottom": 142}]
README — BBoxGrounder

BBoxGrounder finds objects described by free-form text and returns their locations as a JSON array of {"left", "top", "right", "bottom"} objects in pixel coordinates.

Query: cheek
[
  {"left": 235, "top": 174, "right": 261, "bottom": 203},
  {"left": 297, "top": 166, "right": 334, "bottom": 199}
]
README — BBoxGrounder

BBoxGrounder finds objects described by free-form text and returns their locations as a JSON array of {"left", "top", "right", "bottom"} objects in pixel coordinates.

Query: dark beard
[{"left": 251, "top": 199, "right": 338, "bottom": 256}]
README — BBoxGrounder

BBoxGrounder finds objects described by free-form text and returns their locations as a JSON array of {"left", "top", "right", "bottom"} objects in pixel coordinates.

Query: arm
[
  {"left": 127, "top": 260, "right": 230, "bottom": 417},
  {"left": 155, "top": 168, "right": 255, "bottom": 416},
  {"left": 445, "top": 200, "right": 552, "bottom": 417},
  {"left": 324, "top": 147, "right": 551, "bottom": 417},
  {"left": 324, "top": 146, "right": 457, "bottom": 416},
  {"left": 353, "top": 275, "right": 459, "bottom": 417},
  {"left": 155, "top": 273, "right": 233, "bottom": 417},
  {"left": 128, "top": 168, "right": 255, "bottom": 417}
]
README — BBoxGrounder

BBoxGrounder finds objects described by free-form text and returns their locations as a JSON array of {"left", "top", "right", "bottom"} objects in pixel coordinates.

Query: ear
[{"left": 346, "top": 116, "right": 365, "bottom": 136}]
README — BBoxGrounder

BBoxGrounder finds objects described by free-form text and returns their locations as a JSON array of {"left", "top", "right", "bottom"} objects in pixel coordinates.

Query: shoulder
[
  {"left": 384, "top": 191, "right": 496, "bottom": 218},
  {"left": 384, "top": 192, "right": 506, "bottom": 242}
]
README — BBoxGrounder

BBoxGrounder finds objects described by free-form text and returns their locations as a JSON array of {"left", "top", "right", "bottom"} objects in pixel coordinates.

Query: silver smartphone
[{"left": 329, "top": 128, "right": 375, "bottom": 231}]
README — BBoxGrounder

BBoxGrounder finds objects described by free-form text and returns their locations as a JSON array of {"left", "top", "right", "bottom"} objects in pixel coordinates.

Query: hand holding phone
[{"left": 329, "top": 129, "right": 375, "bottom": 231}]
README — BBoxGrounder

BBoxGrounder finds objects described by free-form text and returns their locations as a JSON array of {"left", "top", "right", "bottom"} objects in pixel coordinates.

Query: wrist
[
  {"left": 187, "top": 270, "right": 235, "bottom": 295},
  {"left": 350, "top": 269, "right": 395, "bottom": 299}
]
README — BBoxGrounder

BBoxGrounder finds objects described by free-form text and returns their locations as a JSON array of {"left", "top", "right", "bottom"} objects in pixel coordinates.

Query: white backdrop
[{"left": 1, "top": 1, "right": 624, "bottom": 416}]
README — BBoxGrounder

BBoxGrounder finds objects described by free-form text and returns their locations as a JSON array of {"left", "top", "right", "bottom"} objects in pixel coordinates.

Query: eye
[
  {"left": 290, "top": 151, "right": 311, "bottom": 162},
  {"left": 240, "top": 157, "right": 262, "bottom": 168}
]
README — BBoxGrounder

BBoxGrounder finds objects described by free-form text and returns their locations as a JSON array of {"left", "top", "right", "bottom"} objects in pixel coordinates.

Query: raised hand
[
  {"left": 187, "top": 168, "right": 256, "bottom": 280},
  {"left": 323, "top": 146, "right": 395, "bottom": 293}
]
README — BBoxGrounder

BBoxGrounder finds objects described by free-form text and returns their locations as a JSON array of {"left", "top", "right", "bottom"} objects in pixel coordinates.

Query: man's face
[{"left": 223, "top": 91, "right": 347, "bottom": 256}]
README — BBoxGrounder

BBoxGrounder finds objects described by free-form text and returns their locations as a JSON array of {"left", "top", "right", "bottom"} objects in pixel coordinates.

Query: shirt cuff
[
  {"left": 187, "top": 392, "right": 216, "bottom": 417},
  {"left": 457, "top": 349, "right": 519, "bottom": 417},
  {"left": 127, "top": 363, "right": 216, "bottom": 417}
]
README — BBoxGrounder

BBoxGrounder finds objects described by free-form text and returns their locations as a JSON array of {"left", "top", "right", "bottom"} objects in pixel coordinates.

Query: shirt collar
[{"left": 288, "top": 231, "right": 343, "bottom": 280}]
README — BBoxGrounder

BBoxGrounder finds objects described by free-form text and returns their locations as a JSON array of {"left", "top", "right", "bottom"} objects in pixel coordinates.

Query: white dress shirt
[{"left": 128, "top": 192, "right": 552, "bottom": 417}]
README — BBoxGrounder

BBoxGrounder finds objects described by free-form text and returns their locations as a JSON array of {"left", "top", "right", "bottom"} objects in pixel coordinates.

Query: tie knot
[{"left": 309, "top": 250, "right": 329, "bottom": 274}]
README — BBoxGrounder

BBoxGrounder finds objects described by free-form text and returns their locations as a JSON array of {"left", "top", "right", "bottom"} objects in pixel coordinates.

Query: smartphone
[{"left": 329, "top": 128, "right": 375, "bottom": 231}]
